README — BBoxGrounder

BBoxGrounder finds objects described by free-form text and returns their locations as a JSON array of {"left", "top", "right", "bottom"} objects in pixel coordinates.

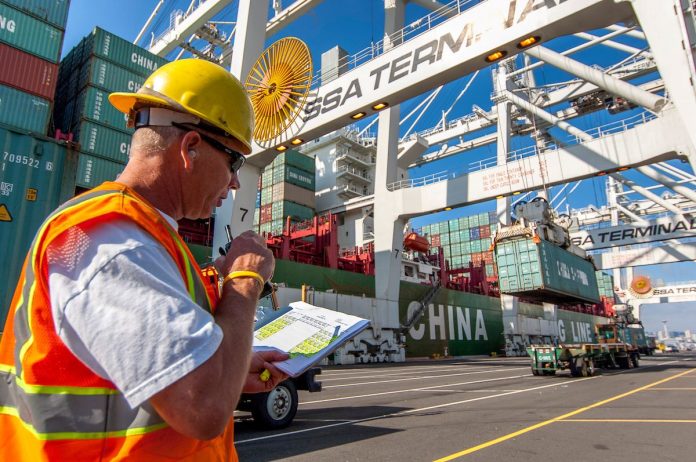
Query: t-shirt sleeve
[{"left": 48, "top": 226, "right": 222, "bottom": 408}]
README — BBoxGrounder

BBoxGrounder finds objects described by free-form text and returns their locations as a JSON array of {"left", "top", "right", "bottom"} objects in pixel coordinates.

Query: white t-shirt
[{"left": 47, "top": 212, "right": 222, "bottom": 408}]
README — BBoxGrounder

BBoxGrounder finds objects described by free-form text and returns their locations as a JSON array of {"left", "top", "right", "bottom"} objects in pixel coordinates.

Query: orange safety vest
[{"left": 0, "top": 182, "right": 235, "bottom": 461}]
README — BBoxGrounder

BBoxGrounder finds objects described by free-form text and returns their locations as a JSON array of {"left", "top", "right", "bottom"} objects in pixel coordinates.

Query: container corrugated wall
[
  {"left": 79, "top": 27, "right": 168, "bottom": 76},
  {"left": 0, "top": 127, "right": 78, "bottom": 322},
  {"left": 61, "top": 86, "right": 131, "bottom": 134},
  {"left": 77, "top": 57, "right": 146, "bottom": 94},
  {"left": 0, "top": 42, "right": 57, "bottom": 100},
  {"left": 0, "top": 84, "right": 51, "bottom": 133},
  {"left": 271, "top": 149, "right": 315, "bottom": 173},
  {"left": 0, "top": 2, "right": 63, "bottom": 63},
  {"left": 73, "top": 120, "right": 131, "bottom": 162},
  {"left": 2, "top": 0, "right": 71, "bottom": 29},
  {"left": 76, "top": 154, "right": 124, "bottom": 188}
]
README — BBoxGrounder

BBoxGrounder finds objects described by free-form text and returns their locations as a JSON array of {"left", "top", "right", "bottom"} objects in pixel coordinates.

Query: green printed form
[{"left": 253, "top": 302, "right": 370, "bottom": 377}]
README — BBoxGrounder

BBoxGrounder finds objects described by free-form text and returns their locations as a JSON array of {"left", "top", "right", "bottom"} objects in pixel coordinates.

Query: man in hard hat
[{"left": 0, "top": 59, "right": 287, "bottom": 461}]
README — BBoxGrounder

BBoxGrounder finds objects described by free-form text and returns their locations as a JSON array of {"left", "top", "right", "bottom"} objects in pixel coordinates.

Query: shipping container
[
  {"left": 272, "top": 149, "right": 315, "bottom": 173},
  {"left": 461, "top": 241, "right": 471, "bottom": 254},
  {"left": 2, "top": 0, "right": 70, "bottom": 29},
  {"left": 259, "top": 203, "right": 272, "bottom": 223},
  {"left": 0, "top": 43, "right": 58, "bottom": 100},
  {"left": 76, "top": 57, "right": 146, "bottom": 94},
  {"left": 469, "top": 227, "right": 480, "bottom": 240},
  {"left": 75, "top": 153, "right": 125, "bottom": 188},
  {"left": 270, "top": 164, "right": 315, "bottom": 190},
  {"left": 0, "top": 84, "right": 51, "bottom": 134},
  {"left": 65, "top": 86, "right": 131, "bottom": 133},
  {"left": 270, "top": 200, "right": 314, "bottom": 222},
  {"left": 271, "top": 181, "right": 316, "bottom": 208},
  {"left": 73, "top": 120, "right": 131, "bottom": 162},
  {"left": 478, "top": 212, "right": 490, "bottom": 225},
  {"left": 495, "top": 238, "right": 600, "bottom": 304},
  {"left": 77, "top": 27, "right": 169, "bottom": 77},
  {"left": 0, "top": 127, "right": 78, "bottom": 321},
  {"left": 595, "top": 270, "right": 615, "bottom": 298},
  {"left": 479, "top": 224, "right": 491, "bottom": 238},
  {"left": 0, "top": 3, "right": 62, "bottom": 62},
  {"left": 57, "top": 56, "right": 146, "bottom": 104}
]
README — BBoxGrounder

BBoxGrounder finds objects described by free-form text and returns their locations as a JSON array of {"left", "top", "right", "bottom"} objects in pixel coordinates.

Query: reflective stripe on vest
[
  {"left": 0, "top": 369, "right": 166, "bottom": 440},
  {"left": 0, "top": 182, "right": 212, "bottom": 442}
]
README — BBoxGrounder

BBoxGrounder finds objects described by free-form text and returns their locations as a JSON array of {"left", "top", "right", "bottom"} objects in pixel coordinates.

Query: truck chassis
[{"left": 527, "top": 343, "right": 640, "bottom": 377}]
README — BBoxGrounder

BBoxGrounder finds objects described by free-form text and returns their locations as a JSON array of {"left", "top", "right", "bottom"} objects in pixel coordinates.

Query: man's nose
[{"left": 229, "top": 173, "right": 240, "bottom": 190}]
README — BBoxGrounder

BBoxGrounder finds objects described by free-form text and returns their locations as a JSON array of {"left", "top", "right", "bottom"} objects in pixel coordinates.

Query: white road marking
[
  {"left": 304, "top": 374, "right": 530, "bottom": 404},
  {"left": 321, "top": 367, "right": 530, "bottom": 388},
  {"left": 236, "top": 378, "right": 594, "bottom": 445}
]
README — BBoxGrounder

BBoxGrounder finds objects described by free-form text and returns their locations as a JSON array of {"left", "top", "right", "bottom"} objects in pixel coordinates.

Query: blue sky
[{"left": 62, "top": 0, "right": 696, "bottom": 328}]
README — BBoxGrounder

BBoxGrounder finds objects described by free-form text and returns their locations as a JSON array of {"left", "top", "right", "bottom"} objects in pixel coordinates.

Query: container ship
[{"left": 1, "top": 0, "right": 694, "bottom": 363}]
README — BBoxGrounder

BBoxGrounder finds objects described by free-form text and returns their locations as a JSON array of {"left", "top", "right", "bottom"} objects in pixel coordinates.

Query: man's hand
[
  {"left": 243, "top": 350, "right": 290, "bottom": 393},
  {"left": 215, "top": 230, "right": 274, "bottom": 284}
]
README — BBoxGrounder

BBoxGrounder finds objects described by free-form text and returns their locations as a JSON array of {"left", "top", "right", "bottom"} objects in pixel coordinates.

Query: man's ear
[{"left": 180, "top": 130, "right": 202, "bottom": 172}]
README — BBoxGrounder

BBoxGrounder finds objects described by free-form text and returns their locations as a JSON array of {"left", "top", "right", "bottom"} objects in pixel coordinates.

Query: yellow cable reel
[{"left": 245, "top": 37, "right": 313, "bottom": 143}]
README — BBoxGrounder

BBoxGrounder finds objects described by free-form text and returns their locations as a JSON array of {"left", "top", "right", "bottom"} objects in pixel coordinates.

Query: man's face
[{"left": 184, "top": 130, "right": 243, "bottom": 219}]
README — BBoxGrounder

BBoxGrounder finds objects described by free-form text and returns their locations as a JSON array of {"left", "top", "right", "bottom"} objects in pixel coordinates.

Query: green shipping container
[
  {"left": 281, "top": 165, "right": 315, "bottom": 191},
  {"left": 77, "top": 57, "right": 146, "bottom": 94},
  {"left": 270, "top": 200, "right": 314, "bottom": 222},
  {"left": 74, "top": 120, "right": 131, "bottom": 162},
  {"left": 75, "top": 153, "right": 125, "bottom": 188},
  {"left": 0, "top": 85, "right": 51, "bottom": 134},
  {"left": 78, "top": 27, "right": 169, "bottom": 77},
  {"left": 3, "top": 0, "right": 71, "bottom": 29},
  {"left": 71, "top": 86, "right": 132, "bottom": 133},
  {"left": 0, "top": 127, "right": 78, "bottom": 321},
  {"left": 0, "top": 3, "right": 63, "bottom": 62},
  {"left": 272, "top": 149, "right": 315, "bottom": 173},
  {"left": 495, "top": 238, "right": 600, "bottom": 304}
]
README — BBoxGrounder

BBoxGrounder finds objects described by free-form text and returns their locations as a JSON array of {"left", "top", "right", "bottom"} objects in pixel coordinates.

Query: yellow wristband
[{"left": 223, "top": 270, "right": 265, "bottom": 289}]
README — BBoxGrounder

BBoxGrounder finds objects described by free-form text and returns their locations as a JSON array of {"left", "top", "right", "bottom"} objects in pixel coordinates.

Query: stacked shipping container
[
  {"left": 0, "top": 1, "right": 69, "bottom": 134},
  {"left": 0, "top": 127, "right": 78, "bottom": 323},
  {"left": 255, "top": 150, "right": 316, "bottom": 234},
  {"left": 54, "top": 27, "right": 168, "bottom": 188},
  {"left": 420, "top": 210, "right": 497, "bottom": 277}
]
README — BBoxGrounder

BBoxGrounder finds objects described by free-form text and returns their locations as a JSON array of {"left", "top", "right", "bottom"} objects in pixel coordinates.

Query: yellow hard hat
[{"left": 109, "top": 59, "right": 254, "bottom": 154}]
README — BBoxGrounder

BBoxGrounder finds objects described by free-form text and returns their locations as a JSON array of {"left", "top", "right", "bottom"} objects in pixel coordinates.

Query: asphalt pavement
[{"left": 234, "top": 352, "right": 696, "bottom": 461}]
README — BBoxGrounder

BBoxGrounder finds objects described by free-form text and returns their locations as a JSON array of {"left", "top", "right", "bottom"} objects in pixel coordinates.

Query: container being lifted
[{"left": 493, "top": 198, "right": 600, "bottom": 304}]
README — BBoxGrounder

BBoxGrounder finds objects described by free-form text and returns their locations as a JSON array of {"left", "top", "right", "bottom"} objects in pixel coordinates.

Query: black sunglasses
[{"left": 172, "top": 122, "right": 245, "bottom": 174}]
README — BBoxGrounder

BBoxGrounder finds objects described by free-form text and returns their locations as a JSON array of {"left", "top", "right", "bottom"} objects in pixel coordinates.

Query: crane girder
[{"left": 247, "top": 0, "right": 634, "bottom": 165}]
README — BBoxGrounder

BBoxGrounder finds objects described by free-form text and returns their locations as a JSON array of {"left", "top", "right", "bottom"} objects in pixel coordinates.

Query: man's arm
[
  {"left": 149, "top": 277, "right": 260, "bottom": 440},
  {"left": 150, "top": 231, "right": 274, "bottom": 440}
]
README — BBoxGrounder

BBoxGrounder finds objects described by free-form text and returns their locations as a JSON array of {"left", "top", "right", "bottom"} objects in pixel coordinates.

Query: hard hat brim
[{"left": 109, "top": 92, "right": 174, "bottom": 115}]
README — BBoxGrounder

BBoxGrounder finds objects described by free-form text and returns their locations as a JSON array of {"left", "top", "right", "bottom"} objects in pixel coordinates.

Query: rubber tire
[
  {"left": 586, "top": 359, "right": 596, "bottom": 376},
  {"left": 617, "top": 356, "right": 630, "bottom": 369},
  {"left": 631, "top": 354, "right": 640, "bottom": 368},
  {"left": 250, "top": 380, "right": 298, "bottom": 429},
  {"left": 532, "top": 368, "right": 540, "bottom": 376}
]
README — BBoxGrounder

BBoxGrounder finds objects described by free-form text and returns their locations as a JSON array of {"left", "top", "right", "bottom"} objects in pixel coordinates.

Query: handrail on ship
[
  {"left": 387, "top": 111, "right": 658, "bottom": 191},
  {"left": 313, "top": 0, "right": 483, "bottom": 87}
]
